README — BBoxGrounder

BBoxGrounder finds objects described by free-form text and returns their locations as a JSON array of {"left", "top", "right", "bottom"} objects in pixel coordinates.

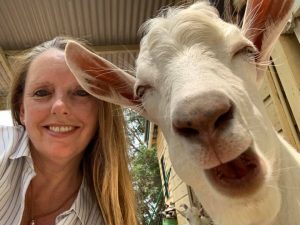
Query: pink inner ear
[
  {"left": 244, "top": 0, "right": 293, "bottom": 51},
  {"left": 68, "top": 45, "right": 112, "bottom": 78},
  {"left": 66, "top": 42, "right": 138, "bottom": 104}
]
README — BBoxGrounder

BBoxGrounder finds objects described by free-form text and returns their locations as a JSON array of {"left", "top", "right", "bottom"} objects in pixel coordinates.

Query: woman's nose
[{"left": 51, "top": 97, "right": 70, "bottom": 115}]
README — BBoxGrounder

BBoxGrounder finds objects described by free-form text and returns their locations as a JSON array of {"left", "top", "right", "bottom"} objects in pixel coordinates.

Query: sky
[{"left": 0, "top": 110, "right": 13, "bottom": 126}]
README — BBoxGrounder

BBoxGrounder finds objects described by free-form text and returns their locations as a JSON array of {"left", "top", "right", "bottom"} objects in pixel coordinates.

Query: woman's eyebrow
[{"left": 27, "top": 81, "right": 52, "bottom": 88}]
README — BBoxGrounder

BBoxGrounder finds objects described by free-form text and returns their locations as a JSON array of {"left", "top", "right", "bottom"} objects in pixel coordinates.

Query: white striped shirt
[{"left": 0, "top": 125, "right": 104, "bottom": 225}]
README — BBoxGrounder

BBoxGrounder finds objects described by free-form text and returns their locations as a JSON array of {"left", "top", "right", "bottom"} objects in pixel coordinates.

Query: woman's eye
[
  {"left": 33, "top": 89, "right": 50, "bottom": 97},
  {"left": 75, "top": 89, "right": 89, "bottom": 96}
]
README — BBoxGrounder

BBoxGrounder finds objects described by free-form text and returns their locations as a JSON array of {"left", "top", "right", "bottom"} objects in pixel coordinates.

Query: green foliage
[
  {"left": 124, "top": 108, "right": 147, "bottom": 154},
  {"left": 124, "top": 108, "right": 163, "bottom": 225},
  {"left": 131, "top": 146, "right": 164, "bottom": 225}
]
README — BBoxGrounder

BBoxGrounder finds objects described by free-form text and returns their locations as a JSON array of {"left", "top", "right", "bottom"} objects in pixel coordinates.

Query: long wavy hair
[{"left": 8, "top": 36, "right": 138, "bottom": 225}]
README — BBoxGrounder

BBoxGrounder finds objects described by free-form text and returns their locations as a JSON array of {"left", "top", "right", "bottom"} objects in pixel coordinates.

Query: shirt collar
[{"left": 71, "top": 177, "right": 101, "bottom": 225}]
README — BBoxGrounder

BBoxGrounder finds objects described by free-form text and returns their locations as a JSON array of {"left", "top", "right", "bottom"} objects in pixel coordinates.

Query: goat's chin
[{"left": 205, "top": 147, "right": 267, "bottom": 197}]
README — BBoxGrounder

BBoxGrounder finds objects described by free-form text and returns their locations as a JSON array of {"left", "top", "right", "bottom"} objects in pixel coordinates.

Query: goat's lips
[{"left": 205, "top": 148, "right": 264, "bottom": 196}]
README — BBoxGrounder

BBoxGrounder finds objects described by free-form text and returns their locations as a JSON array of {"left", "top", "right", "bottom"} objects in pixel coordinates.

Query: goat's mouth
[{"left": 205, "top": 148, "right": 265, "bottom": 197}]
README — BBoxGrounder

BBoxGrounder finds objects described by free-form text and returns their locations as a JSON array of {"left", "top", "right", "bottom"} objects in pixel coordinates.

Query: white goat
[
  {"left": 176, "top": 204, "right": 210, "bottom": 225},
  {"left": 65, "top": 0, "right": 300, "bottom": 224}
]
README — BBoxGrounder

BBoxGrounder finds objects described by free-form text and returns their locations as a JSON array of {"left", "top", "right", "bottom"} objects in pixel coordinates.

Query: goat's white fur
[{"left": 65, "top": 1, "right": 299, "bottom": 224}]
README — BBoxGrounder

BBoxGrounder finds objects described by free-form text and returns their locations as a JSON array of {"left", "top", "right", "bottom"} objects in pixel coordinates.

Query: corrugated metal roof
[
  {"left": 0, "top": 0, "right": 187, "bottom": 50},
  {"left": 0, "top": 0, "right": 190, "bottom": 109}
]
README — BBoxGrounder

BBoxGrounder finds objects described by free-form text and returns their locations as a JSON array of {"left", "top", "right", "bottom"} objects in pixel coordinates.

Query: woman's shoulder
[{"left": 0, "top": 125, "right": 27, "bottom": 156}]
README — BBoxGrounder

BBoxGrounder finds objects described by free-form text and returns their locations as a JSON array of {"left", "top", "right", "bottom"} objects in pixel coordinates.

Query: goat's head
[{"left": 65, "top": 0, "right": 293, "bottom": 224}]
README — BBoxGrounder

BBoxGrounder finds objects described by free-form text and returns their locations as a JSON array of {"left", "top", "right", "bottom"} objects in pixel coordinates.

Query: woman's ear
[{"left": 19, "top": 103, "right": 25, "bottom": 125}]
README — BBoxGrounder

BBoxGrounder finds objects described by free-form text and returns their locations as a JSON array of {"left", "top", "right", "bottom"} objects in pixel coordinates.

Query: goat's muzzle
[
  {"left": 205, "top": 147, "right": 266, "bottom": 197},
  {"left": 172, "top": 90, "right": 233, "bottom": 140},
  {"left": 171, "top": 90, "right": 265, "bottom": 196}
]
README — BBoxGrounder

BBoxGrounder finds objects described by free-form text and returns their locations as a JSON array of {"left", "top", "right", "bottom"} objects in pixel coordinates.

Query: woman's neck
[
  {"left": 30, "top": 146, "right": 83, "bottom": 193},
  {"left": 21, "top": 147, "right": 84, "bottom": 225}
]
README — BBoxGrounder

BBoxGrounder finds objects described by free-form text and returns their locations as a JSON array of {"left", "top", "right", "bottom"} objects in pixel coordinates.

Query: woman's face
[{"left": 20, "top": 48, "right": 99, "bottom": 165}]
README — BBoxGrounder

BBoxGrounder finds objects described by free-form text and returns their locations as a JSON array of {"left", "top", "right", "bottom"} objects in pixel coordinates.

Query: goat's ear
[
  {"left": 242, "top": 0, "right": 294, "bottom": 84},
  {"left": 65, "top": 41, "right": 145, "bottom": 114}
]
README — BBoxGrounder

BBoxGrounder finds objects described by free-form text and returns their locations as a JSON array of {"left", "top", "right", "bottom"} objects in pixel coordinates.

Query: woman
[{"left": 0, "top": 37, "right": 138, "bottom": 225}]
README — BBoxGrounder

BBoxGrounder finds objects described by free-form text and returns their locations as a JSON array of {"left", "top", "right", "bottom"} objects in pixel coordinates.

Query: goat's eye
[
  {"left": 135, "top": 85, "right": 149, "bottom": 98},
  {"left": 234, "top": 46, "right": 258, "bottom": 60}
]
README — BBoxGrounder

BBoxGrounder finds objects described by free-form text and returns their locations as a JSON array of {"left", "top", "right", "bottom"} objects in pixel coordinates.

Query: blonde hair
[{"left": 8, "top": 36, "right": 138, "bottom": 225}]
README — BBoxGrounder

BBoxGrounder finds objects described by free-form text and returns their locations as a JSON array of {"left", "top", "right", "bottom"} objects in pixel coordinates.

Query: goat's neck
[{"left": 273, "top": 135, "right": 300, "bottom": 225}]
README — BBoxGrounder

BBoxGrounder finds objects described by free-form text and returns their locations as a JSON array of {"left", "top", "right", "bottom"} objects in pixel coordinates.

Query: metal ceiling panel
[
  {"left": 0, "top": 0, "right": 188, "bottom": 109},
  {"left": 0, "top": 0, "right": 183, "bottom": 50}
]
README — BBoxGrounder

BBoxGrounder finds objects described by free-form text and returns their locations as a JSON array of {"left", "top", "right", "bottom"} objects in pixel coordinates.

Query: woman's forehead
[
  {"left": 29, "top": 48, "right": 65, "bottom": 70},
  {"left": 26, "top": 48, "right": 78, "bottom": 85}
]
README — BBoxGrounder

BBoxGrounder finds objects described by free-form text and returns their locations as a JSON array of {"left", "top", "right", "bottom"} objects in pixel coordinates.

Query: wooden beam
[
  {"left": 0, "top": 65, "right": 9, "bottom": 91},
  {"left": 175, "top": 0, "right": 194, "bottom": 4},
  {"left": 0, "top": 48, "right": 10, "bottom": 110},
  {"left": 267, "top": 67, "right": 300, "bottom": 150},
  {"left": 271, "top": 35, "right": 300, "bottom": 143},
  {"left": 93, "top": 44, "right": 139, "bottom": 55},
  {"left": 0, "top": 48, "right": 13, "bottom": 80},
  {"left": 294, "top": 18, "right": 300, "bottom": 44},
  {"left": 0, "top": 47, "right": 13, "bottom": 84}
]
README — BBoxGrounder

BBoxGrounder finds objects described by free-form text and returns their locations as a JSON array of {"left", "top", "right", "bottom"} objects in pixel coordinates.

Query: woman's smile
[
  {"left": 47, "top": 125, "right": 76, "bottom": 133},
  {"left": 43, "top": 124, "right": 80, "bottom": 137}
]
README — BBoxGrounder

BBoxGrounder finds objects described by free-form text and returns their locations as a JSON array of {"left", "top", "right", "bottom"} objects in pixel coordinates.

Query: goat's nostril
[
  {"left": 214, "top": 105, "right": 234, "bottom": 129},
  {"left": 172, "top": 92, "right": 234, "bottom": 138},
  {"left": 174, "top": 126, "right": 199, "bottom": 138}
]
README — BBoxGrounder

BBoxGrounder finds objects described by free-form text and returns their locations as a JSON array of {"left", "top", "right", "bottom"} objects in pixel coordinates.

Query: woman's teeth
[{"left": 48, "top": 126, "right": 75, "bottom": 133}]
